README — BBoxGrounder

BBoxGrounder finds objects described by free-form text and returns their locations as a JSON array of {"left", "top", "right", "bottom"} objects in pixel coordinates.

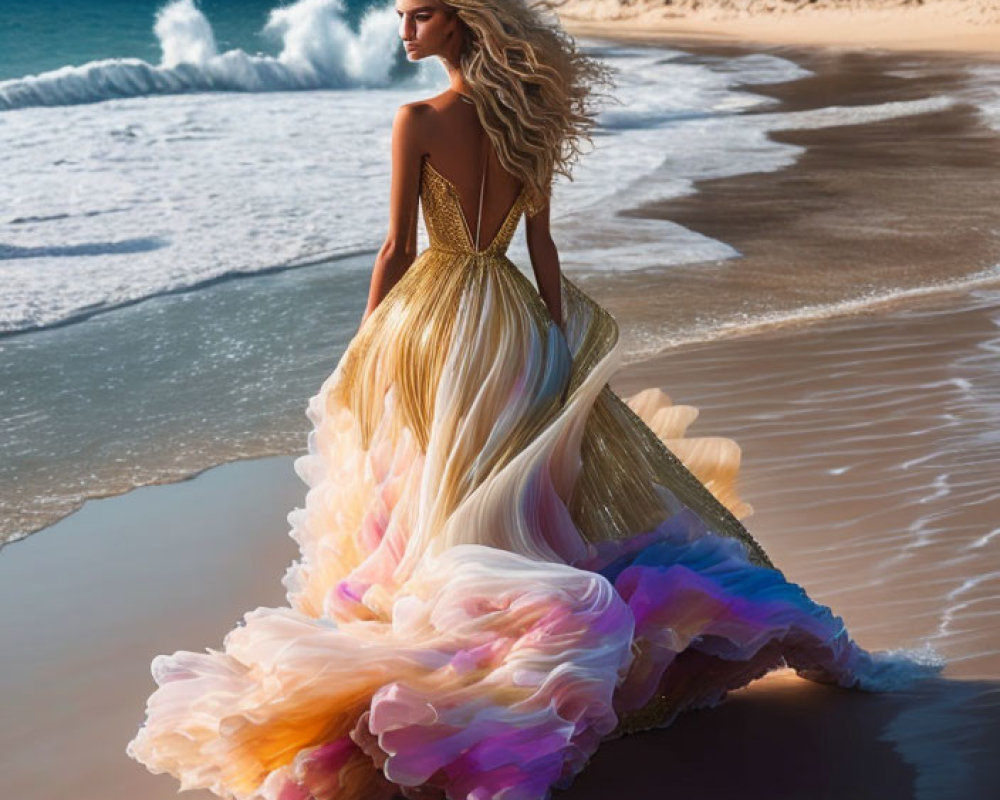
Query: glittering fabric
[{"left": 127, "top": 156, "right": 944, "bottom": 800}]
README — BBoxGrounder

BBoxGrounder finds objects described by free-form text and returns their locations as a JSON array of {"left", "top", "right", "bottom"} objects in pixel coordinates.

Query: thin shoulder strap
[{"left": 474, "top": 131, "right": 488, "bottom": 250}]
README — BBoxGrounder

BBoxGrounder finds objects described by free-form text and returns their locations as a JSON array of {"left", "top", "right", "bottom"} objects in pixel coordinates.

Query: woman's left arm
[
  {"left": 361, "top": 104, "right": 423, "bottom": 325},
  {"left": 525, "top": 197, "right": 563, "bottom": 330}
]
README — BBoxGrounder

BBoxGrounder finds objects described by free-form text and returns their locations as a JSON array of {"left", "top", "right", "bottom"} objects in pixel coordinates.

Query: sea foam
[{"left": 0, "top": 0, "right": 402, "bottom": 111}]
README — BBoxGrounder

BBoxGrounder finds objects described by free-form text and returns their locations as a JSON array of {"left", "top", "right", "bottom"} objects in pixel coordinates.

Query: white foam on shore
[
  {"left": 964, "top": 63, "right": 1000, "bottom": 133},
  {"left": 541, "top": 92, "right": 957, "bottom": 278},
  {"left": 1, "top": 36, "right": 812, "bottom": 334}
]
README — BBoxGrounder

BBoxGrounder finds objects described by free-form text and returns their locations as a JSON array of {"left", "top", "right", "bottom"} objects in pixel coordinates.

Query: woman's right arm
[
  {"left": 361, "top": 104, "right": 423, "bottom": 326},
  {"left": 525, "top": 199, "right": 563, "bottom": 329}
]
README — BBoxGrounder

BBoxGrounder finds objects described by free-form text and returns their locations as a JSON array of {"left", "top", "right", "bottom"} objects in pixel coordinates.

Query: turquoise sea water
[{"left": 0, "top": 0, "right": 378, "bottom": 80}]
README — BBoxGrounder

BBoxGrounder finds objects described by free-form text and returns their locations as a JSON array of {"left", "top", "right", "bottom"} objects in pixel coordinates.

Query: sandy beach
[
  {"left": 570, "top": 43, "right": 1000, "bottom": 357},
  {"left": 556, "top": 0, "right": 1000, "bottom": 57},
  {"left": 3, "top": 21, "right": 1000, "bottom": 800}
]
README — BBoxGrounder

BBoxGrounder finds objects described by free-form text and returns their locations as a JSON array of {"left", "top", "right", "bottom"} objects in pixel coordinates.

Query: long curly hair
[{"left": 442, "top": 0, "right": 616, "bottom": 215}]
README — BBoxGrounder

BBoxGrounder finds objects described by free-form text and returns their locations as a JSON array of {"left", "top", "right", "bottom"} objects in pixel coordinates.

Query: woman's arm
[
  {"left": 361, "top": 104, "right": 423, "bottom": 325},
  {"left": 525, "top": 199, "right": 563, "bottom": 329}
]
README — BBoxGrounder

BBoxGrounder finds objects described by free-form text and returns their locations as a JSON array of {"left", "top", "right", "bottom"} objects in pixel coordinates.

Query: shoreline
[
  {"left": 558, "top": 2, "right": 1000, "bottom": 60},
  {"left": 573, "top": 39, "right": 1000, "bottom": 362}
]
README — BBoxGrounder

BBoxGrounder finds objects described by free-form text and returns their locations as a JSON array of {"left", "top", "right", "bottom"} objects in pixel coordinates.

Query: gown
[{"left": 126, "top": 145, "right": 945, "bottom": 800}]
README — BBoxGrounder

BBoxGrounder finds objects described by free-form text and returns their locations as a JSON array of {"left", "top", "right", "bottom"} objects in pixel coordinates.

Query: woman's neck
[{"left": 440, "top": 57, "right": 471, "bottom": 99}]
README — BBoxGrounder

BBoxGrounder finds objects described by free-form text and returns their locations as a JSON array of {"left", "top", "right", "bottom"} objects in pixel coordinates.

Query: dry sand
[{"left": 556, "top": 0, "right": 1000, "bottom": 57}]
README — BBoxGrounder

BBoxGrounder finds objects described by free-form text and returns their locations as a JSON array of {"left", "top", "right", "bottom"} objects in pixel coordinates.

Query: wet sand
[
  {"left": 3, "top": 40, "right": 1000, "bottom": 800},
  {"left": 0, "top": 457, "right": 304, "bottom": 799},
  {"left": 572, "top": 45, "right": 1000, "bottom": 356},
  {"left": 614, "top": 286, "right": 1000, "bottom": 678}
]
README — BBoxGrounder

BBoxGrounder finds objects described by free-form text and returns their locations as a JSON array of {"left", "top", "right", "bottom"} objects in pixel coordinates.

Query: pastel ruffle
[
  {"left": 127, "top": 545, "right": 635, "bottom": 800},
  {"left": 128, "top": 521, "right": 943, "bottom": 799}
]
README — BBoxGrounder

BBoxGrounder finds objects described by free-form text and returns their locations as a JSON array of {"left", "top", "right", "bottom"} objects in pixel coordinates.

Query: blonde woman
[{"left": 127, "top": 2, "right": 943, "bottom": 797}]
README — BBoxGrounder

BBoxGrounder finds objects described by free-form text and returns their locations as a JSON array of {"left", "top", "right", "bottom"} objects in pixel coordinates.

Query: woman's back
[{"left": 414, "top": 88, "right": 525, "bottom": 252}]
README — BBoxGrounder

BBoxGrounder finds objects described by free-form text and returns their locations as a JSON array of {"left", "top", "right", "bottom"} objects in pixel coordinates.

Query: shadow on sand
[{"left": 560, "top": 672, "right": 1000, "bottom": 800}]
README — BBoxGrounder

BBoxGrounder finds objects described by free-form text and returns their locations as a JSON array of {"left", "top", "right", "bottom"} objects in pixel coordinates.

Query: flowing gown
[{"left": 126, "top": 148, "right": 944, "bottom": 800}]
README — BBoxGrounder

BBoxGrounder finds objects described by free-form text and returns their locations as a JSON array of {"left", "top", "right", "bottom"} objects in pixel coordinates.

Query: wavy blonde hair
[{"left": 442, "top": 0, "right": 616, "bottom": 215}]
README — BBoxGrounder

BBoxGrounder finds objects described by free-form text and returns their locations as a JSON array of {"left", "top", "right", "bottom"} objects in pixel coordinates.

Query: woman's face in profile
[{"left": 396, "top": 1, "right": 462, "bottom": 61}]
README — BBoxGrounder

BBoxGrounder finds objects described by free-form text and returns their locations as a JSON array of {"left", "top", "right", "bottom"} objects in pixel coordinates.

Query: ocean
[{"left": 2, "top": 0, "right": 999, "bottom": 546}]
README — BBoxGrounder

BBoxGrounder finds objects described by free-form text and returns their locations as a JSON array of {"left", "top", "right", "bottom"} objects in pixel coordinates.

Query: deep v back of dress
[{"left": 420, "top": 152, "right": 527, "bottom": 257}]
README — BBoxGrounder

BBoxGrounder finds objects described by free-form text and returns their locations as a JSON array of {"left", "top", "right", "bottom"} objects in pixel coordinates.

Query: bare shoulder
[
  {"left": 395, "top": 98, "right": 436, "bottom": 119},
  {"left": 393, "top": 100, "right": 434, "bottom": 142},
  {"left": 395, "top": 90, "right": 464, "bottom": 137}
]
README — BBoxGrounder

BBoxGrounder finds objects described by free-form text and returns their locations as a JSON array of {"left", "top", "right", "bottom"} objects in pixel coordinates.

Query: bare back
[
  {"left": 368, "top": 86, "right": 557, "bottom": 326},
  {"left": 416, "top": 89, "right": 525, "bottom": 251}
]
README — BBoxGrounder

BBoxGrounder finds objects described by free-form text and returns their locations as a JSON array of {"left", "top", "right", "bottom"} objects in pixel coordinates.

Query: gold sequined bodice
[{"left": 420, "top": 157, "right": 526, "bottom": 258}]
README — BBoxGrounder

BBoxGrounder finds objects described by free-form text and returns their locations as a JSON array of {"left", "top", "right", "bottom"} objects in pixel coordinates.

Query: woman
[{"left": 126, "top": 1, "right": 943, "bottom": 797}]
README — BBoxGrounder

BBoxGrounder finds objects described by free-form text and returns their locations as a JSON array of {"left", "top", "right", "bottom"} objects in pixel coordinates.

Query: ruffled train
[{"left": 127, "top": 523, "right": 943, "bottom": 800}]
